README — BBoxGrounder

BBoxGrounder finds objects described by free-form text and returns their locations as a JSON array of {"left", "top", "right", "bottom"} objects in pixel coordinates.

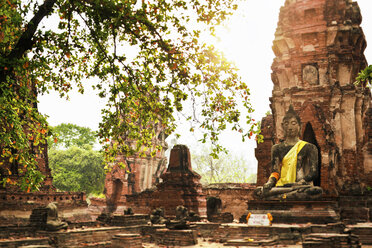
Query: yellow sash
[{"left": 276, "top": 140, "right": 307, "bottom": 186}]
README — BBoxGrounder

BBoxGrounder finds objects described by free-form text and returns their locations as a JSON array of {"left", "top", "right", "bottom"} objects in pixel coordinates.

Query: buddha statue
[
  {"left": 254, "top": 106, "right": 323, "bottom": 200},
  {"left": 45, "top": 202, "right": 68, "bottom": 231}
]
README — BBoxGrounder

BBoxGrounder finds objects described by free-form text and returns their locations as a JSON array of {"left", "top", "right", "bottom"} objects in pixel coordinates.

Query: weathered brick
[{"left": 256, "top": 0, "right": 371, "bottom": 197}]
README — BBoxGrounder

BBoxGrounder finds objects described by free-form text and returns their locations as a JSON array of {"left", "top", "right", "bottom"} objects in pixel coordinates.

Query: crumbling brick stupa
[
  {"left": 256, "top": 0, "right": 371, "bottom": 197},
  {"left": 124, "top": 144, "right": 207, "bottom": 218}
]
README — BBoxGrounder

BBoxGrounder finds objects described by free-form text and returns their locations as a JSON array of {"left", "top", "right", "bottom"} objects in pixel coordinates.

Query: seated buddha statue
[
  {"left": 254, "top": 105, "right": 323, "bottom": 200},
  {"left": 45, "top": 202, "right": 68, "bottom": 231}
]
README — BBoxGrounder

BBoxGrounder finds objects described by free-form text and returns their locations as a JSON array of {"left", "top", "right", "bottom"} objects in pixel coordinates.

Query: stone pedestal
[
  {"left": 111, "top": 234, "right": 142, "bottom": 248},
  {"left": 208, "top": 213, "right": 234, "bottom": 223},
  {"left": 110, "top": 214, "right": 149, "bottom": 226},
  {"left": 246, "top": 200, "right": 340, "bottom": 224},
  {"left": 154, "top": 229, "right": 198, "bottom": 246}
]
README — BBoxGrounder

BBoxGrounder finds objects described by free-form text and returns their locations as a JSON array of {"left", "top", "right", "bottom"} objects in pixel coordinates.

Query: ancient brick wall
[
  {"left": 125, "top": 183, "right": 257, "bottom": 222},
  {"left": 204, "top": 183, "right": 256, "bottom": 221},
  {"left": 256, "top": 0, "right": 372, "bottom": 196},
  {"left": 255, "top": 115, "right": 275, "bottom": 186}
]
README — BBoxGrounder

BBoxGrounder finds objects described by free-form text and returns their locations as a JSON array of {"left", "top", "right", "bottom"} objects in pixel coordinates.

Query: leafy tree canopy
[
  {"left": 49, "top": 145, "right": 105, "bottom": 194},
  {"left": 0, "top": 0, "right": 261, "bottom": 191},
  {"left": 48, "top": 123, "right": 98, "bottom": 149}
]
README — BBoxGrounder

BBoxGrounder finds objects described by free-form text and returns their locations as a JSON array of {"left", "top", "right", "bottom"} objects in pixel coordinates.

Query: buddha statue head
[{"left": 282, "top": 105, "right": 301, "bottom": 139}]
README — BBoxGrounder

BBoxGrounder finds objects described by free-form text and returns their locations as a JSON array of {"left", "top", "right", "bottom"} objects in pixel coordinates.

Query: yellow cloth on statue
[{"left": 276, "top": 140, "right": 307, "bottom": 187}]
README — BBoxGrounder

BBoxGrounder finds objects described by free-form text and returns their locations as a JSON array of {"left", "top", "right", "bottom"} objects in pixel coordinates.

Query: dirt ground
[
  {"left": 142, "top": 238, "right": 303, "bottom": 248},
  {"left": 142, "top": 239, "right": 372, "bottom": 247}
]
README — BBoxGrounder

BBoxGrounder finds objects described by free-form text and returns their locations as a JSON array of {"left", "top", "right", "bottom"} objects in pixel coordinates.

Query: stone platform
[
  {"left": 302, "top": 233, "right": 361, "bottom": 248},
  {"left": 247, "top": 200, "right": 340, "bottom": 224},
  {"left": 347, "top": 223, "right": 372, "bottom": 245},
  {"left": 43, "top": 226, "right": 141, "bottom": 247},
  {"left": 111, "top": 214, "right": 149, "bottom": 226},
  {"left": 111, "top": 233, "right": 142, "bottom": 248},
  {"left": 154, "top": 228, "right": 198, "bottom": 246},
  {"left": 0, "top": 221, "right": 371, "bottom": 247},
  {"left": 0, "top": 237, "right": 50, "bottom": 248},
  {"left": 196, "top": 222, "right": 368, "bottom": 247},
  {"left": 97, "top": 213, "right": 150, "bottom": 227}
]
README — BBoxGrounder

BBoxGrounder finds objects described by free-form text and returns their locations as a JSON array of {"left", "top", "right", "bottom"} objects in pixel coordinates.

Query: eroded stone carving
[{"left": 303, "top": 65, "right": 319, "bottom": 85}]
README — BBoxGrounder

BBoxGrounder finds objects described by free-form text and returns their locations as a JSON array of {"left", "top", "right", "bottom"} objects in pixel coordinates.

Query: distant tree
[
  {"left": 48, "top": 123, "right": 98, "bottom": 150},
  {"left": 49, "top": 145, "right": 105, "bottom": 194},
  {"left": 192, "top": 146, "right": 256, "bottom": 184}
]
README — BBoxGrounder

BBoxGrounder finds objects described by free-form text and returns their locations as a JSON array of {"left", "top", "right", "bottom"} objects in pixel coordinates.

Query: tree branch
[{"left": 6, "top": 0, "right": 57, "bottom": 60}]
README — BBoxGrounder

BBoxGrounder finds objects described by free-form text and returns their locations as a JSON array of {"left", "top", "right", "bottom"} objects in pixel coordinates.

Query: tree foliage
[
  {"left": 355, "top": 65, "right": 372, "bottom": 88},
  {"left": 192, "top": 146, "right": 256, "bottom": 184},
  {"left": 48, "top": 123, "right": 97, "bottom": 149},
  {"left": 0, "top": 0, "right": 261, "bottom": 190},
  {"left": 48, "top": 124, "right": 104, "bottom": 194},
  {"left": 49, "top": 145, "right": 105, "bottom": 194}
]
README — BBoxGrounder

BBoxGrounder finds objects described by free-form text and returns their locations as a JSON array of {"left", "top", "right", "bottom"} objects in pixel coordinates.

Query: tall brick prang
[{"left": 256, "top": 0, "right": 372, "bottom": 196}]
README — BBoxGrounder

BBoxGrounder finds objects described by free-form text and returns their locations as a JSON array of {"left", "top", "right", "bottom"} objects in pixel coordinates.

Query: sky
[{"left": 38, "top": 0, "right": 372, "bottom": 170}]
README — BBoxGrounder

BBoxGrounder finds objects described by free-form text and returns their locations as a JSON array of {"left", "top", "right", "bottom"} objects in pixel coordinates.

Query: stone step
[
  {"left": 111, "top": 234, "right": 142, "bottom": 248},
  {"left": 19, "top": 246, "right": 52, "bottom": 248},
  {"left": 41, "top": 226, "right": 141, "bottom": 248},
  {"left": 348, "top": 224, "right": 372, "bottom": 245},
  {"left": 154, "top": 229, "right": 198, "bottom": 246},
  {"left": 248, "top": 209, "right": 340, "bottom": 224},
  {"left": 309, "top": 223, "right": 345, "bottom": 234},
  {"left": 74, "top": 241, "right": 111, "bottom": 248},
  {"left": 224, "top": 238, "right": 277, "bottom": 247},
  {"left": 0, "top": 237, "right": 50, "bottom": 248},
  {"left": 303, "top": 233, "right": 361, "bottom": 248},
  {"left": 340, "top": 207, "right": 370, "bottom": 223}
]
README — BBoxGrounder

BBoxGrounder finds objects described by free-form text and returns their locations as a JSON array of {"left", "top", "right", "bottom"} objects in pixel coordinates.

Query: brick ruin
[
  {"left": 125, "top": 145, "right": 207, "bottom": 217},
  {"left": 101, "top": 126, "right": 168, "bottom": 211},
  {"left": 255, "top": 0, "right": 372, "bottom": 196},
  {"left": 0, "top": 121, "right": 86, "bottom": 224},
  {"left": 100, "top": 0, "right": 372, "bottom": 221},
  {"left": 0, "top": 141, "right": 87, "bottom": 225},
  {"left": 1, "top": 1, "right": 372, "bottom": 247}
]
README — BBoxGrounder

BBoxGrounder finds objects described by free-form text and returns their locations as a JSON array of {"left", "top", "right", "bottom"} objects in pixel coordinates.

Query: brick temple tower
[
  {"left": 103, "top": 126, "right": 168, "bottom": 209},
  {"left": 256, "top": 0, "right": 372, "bottom": 196}
]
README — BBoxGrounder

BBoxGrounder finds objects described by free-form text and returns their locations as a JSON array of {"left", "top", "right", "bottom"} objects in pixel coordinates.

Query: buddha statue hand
[
  {"left": 292, "top": 179, "right": 310, "bottom": 186},
  {"left": 263, "top": 177, "right": 277, "bottom": 194}
]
